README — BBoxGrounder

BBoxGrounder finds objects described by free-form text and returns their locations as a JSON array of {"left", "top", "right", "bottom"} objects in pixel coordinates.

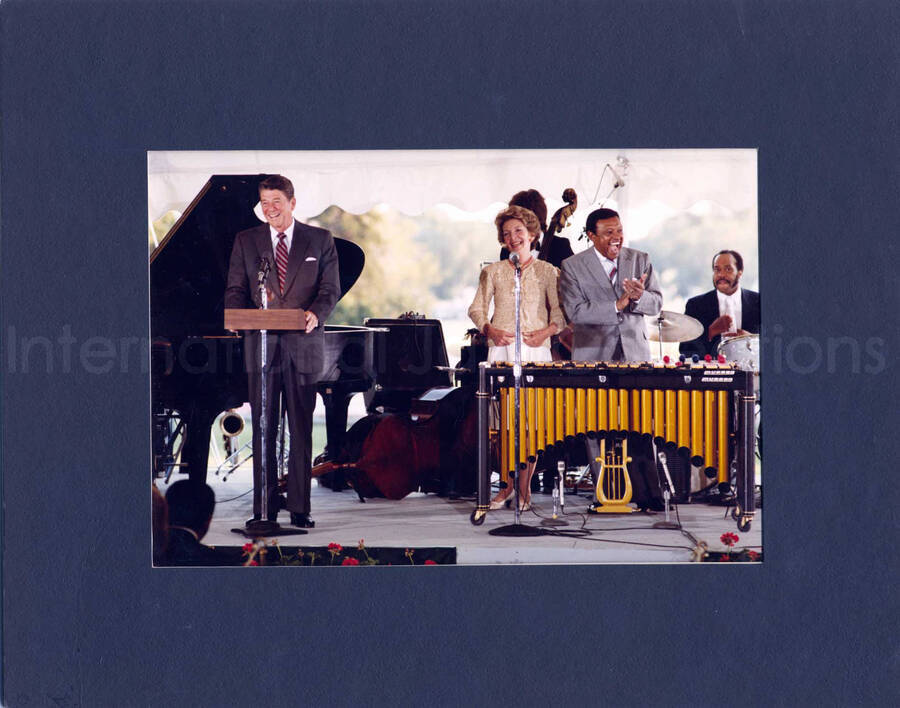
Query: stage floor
[{"left": 172, "top": 465, "right": 762, "bottom": 565}]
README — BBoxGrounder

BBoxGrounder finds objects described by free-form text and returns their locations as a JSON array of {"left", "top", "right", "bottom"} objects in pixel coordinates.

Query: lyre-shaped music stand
[{"left": 592, "top": 437, "right": 636, "bottom": 513}]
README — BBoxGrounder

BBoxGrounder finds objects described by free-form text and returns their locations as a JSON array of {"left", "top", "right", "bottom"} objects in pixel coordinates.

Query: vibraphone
[{"left": 470, "top": 360, "right": 757, "bottom": 531}]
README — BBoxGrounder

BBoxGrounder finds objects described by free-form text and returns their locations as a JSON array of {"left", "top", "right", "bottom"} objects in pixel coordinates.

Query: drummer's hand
[
  {"left": 485, "top": 324, "right": 514, "bottom": 346},
  {"left": 708, "top": 315, "right": 733, "bottom": 339},
  {"left": 304, "top": 310, "right": 318, "bottom": 333}
]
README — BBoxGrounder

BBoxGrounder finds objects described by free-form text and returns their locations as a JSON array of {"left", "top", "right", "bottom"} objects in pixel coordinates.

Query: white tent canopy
[{"left": 148, "top": 149, "right": 756, "bottom": 242}]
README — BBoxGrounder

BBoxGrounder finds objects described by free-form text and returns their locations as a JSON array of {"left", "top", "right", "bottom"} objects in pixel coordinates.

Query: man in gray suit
[
  {"left": 225, "top": 175, "right": 340, "bottom": 528},
  {"left": 559, "top": 208, "right": 662, "bottom": 361}
]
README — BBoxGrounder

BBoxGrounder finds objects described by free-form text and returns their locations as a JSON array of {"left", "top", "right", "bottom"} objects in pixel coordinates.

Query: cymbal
[{"left": 646, "top": 311, "right": 703, "bottom": 342}]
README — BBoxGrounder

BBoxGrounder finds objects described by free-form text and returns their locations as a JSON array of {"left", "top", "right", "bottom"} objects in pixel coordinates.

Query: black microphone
[
  {"left": 509, "top": 252, "right": 520, "bottom": 269},
  {"left": 256, "top": 257, "right": 271, "bottom": 284}
]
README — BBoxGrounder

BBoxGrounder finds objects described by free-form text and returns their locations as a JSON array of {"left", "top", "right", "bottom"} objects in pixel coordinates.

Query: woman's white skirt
[{"left": 487, "top": 344, "right": 552, "bottom": 364}]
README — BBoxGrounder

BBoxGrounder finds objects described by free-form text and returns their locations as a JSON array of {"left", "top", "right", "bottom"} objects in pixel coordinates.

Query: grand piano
[{"left": 150, "top": 174, "right": 380, "bottom": 483}]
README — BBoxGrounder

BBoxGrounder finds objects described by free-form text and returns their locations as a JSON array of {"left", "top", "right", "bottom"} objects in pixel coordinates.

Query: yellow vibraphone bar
[{"left": 471, "top": 361, "right": 758, "bottom": 531}]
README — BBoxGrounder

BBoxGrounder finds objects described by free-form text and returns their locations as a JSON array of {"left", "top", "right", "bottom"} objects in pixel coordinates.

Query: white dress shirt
[
  {"left": 717, "top": 286, "right": 743, "bottom": 333},
  {"left": 593, "top": 248, "right": 617, "bottom": 282}
]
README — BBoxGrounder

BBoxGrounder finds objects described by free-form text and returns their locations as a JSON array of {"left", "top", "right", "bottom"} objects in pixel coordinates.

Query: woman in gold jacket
[{"left": 468, "top": 205, "right": 566, "bottom": 509}]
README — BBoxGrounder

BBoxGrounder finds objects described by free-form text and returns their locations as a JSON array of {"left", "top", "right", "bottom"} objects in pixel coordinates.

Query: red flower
[
  {"left": 242, "top": 542, "right": 254, "bottom": 554},
  {"left": 341, "top": 557, "right": 359, "bottom": 566},
  {"left": 328, "top": 542, "right": 343, "bottom": 552},
  {"left": 746, "top": 550, "right": 761, "bottom": 561},
  {"left": 424, "top": 560, "right": 437, "bottom": 565},
  {"left": 718, "top": 554, "right": 731, "bottom": 562},
  {"left": 248, "top": 560, "right": 259, "bottom": 566},
  {"left": 720, "top": 532, "right": 739, "bottom": 547}
]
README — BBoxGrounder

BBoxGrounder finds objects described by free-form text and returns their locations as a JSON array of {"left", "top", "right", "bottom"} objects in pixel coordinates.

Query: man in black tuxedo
[
  {"left": 225, "top": 175, "right": 340, "bottom": 529},
  {"left": 680, "top": 250, "right": 760, "bottom": 359}
]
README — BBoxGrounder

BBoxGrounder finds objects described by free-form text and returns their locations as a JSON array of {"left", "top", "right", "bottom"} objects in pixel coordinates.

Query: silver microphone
[
  {"left": 509, "top": 252, "right": 520, "bottom": 268},
  {"left": 610, "top": 165, "right": 626, "bottom": 188}
]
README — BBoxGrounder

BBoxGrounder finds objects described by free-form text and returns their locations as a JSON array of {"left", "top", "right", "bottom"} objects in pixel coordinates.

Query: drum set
[
  {"left": 648, "top": 311, "right": 762, "bottom": 492},
  {"left": 647, "top": 310, "right": 759, "bottom": 374}
]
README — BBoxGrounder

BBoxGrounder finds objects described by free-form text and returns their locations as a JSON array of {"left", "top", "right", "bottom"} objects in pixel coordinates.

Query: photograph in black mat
[{"left": 148, "top": 149, "right": 763, "bottom": 565}]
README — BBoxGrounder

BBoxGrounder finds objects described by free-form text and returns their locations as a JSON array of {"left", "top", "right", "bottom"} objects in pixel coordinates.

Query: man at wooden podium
[{"left": 225, "top": 175, "right": 340, "bottom": 529}]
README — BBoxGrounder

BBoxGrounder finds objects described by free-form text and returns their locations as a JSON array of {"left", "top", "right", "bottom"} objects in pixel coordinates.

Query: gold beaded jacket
[{"left": 467, "top": 259, "right": 566, "bottom": 348}]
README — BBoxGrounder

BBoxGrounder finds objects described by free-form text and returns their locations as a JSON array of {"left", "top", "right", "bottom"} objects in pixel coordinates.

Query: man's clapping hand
[{"left": 622, "top": 273, "right": 648, "bottom": 301}]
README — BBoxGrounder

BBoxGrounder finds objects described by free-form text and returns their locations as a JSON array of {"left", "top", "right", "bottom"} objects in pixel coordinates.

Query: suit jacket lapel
[
  {"left": 583, "top": 248, "right": 616, "bottom": 297},
  {"left": 741, "top": 289, "right": 753, "bottom": 325},
  {"left": 283, "top": 220, "right": 312, "bottom": 294},
  {"left": 615, "top": 250, "right": 634, "bottom": 297},
  {"left": 706, "top": 290, "right": 720, "bottom": 321}
]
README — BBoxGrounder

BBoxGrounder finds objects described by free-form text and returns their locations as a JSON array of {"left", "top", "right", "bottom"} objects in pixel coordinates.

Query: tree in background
[
  {"left": 643, "top": 208, "right": 757, "bottom": 304},
  {"left": 310, "top": 206, "right": 440, "bottom": 324},
  {"left": 412, "top": 211, "right": 498, "bottom": 301}
]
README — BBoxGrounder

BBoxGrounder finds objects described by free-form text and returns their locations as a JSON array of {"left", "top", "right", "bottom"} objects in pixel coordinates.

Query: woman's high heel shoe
[{"left": 489, "top": 490, "right": 513, "bottom": 510}]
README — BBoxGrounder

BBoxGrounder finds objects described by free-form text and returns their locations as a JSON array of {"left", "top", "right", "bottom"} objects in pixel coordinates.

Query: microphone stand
[
  {"left": 541, "top": 459, "right": 568, "bottom": 527},
  {"left": 652, "top": 443, "right": 681, "bottom": 530},
  {"left": 246, "top": 259, "right": 282, "bottom": 536},
  {"left": 655, "top": 313, "right": 665, "bottom": 361},
  {"left": 490, "top": 253, "right": 543, "bottom": 537}
]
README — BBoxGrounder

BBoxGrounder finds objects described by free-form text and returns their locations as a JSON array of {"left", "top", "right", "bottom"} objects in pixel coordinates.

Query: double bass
[
  {"left": 312, "top": 386, "right": 479, "bottom": 501},
  {"left": 538, "top": 187, "right": 577, "bottom": 262},
  {"left": 542, "top": 188, "right": 578, "bottom": 360}
]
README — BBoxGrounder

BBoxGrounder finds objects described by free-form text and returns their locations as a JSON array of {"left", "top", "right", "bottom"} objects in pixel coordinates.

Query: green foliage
[
  {"left": 412, "top": 211, "right": 498, "bottom": 300},
  {"left": 311, "top": 205, "right": 441, "bottom": 323},
  {"left": 642, "top": 208, "right": 758, "bottom": 301}
]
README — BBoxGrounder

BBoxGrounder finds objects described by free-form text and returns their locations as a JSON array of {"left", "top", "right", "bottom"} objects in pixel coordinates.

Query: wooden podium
[
  {"left": 224, "top": 308, "right": 306, "bottom": 331},
  {"left": 224, "top": 307, "right": 309, "bottom": 537}
]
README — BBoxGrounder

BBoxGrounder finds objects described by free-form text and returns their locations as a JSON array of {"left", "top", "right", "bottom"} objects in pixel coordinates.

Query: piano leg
[{"left": 183, "top": 404, "right": 218, "bottom": 485}]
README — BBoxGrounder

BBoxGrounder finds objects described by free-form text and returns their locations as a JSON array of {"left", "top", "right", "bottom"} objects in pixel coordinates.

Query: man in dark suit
[
  {"left": 163, "top": 480, "right": 229, "bottom": 566},
  {"left": 225, "top": 175, "right": 340, "bottom": 529},
  {"left": 680, "top": 250, "right": 760, "bottom": 359}
]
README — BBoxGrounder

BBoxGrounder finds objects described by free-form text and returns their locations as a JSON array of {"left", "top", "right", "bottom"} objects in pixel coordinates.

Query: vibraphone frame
[{"left": 470, "top": 361, "right": 758, "bottom": 531}]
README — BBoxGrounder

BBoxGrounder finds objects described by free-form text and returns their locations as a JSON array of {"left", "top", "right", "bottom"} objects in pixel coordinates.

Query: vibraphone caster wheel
[
  {"left": 731, "top": 503, "right": 742, "bottom": 521},
  {"left": 737, "top": 516, "right": 751, "bottom": 532},
  {"left": 470, "top": 509, "right": 486, "bottom": 526}
]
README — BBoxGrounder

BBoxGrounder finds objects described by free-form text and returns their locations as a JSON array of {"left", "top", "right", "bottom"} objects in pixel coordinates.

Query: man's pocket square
[{"left": 305, "top": 256, "right": 317, "bottom": 262}]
